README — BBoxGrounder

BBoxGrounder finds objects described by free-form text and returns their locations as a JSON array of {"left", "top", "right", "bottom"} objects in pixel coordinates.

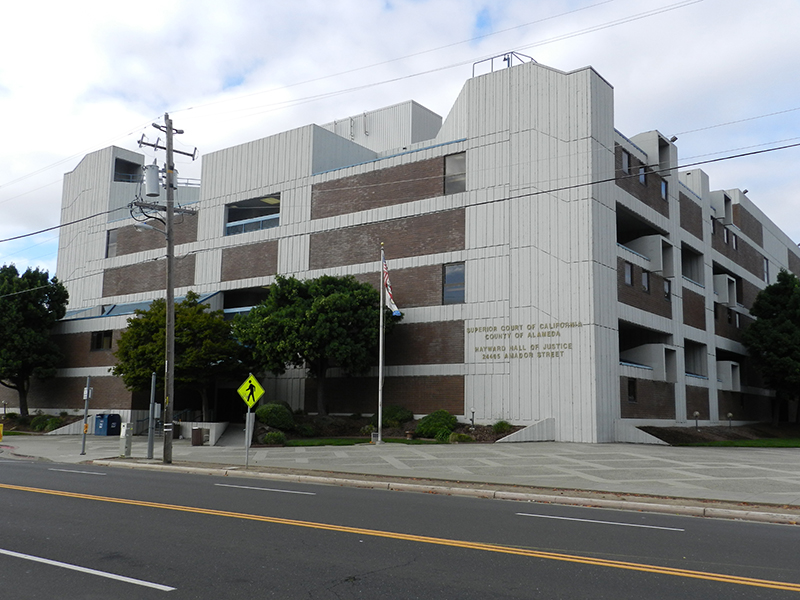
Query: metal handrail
[{"left": 473, "top": 52, "right": 535, "bottom": 77}]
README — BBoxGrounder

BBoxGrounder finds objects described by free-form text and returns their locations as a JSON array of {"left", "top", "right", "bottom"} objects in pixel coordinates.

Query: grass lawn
[
  {"left": 284, "top": 437, "right": 441, "bottom": 447},
  {"left": 681, "top": 438, "right": 800, "bottom": 448}
]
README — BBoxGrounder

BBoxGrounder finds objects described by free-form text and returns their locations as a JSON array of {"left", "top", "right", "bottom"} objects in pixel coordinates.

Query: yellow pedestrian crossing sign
[{"left": 238, "top": 374, "right": 265, "bottom": 408}]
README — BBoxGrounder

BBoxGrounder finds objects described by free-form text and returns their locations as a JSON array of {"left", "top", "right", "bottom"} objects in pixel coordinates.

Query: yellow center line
[{"left": 2, "top": 482, "right": 799, "bottom": 592}]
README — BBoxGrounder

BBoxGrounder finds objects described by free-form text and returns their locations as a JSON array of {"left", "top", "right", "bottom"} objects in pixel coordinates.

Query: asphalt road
[{"left": 2, "top": 459, "right": 799, "bottom": 599}]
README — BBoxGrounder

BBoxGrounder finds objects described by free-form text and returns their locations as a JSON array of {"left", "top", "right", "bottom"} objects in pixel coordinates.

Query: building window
[
  {"left": 684, "top": 341, "right": 707, "bottom": 377},
  {"left": 660, "top": 180, "right": 668, "bottom": 200},
  {"left": 641, "top": 270, "right": 650, "bottom": 293},
  {"left": 443, "top": 262, "right": 465, "bottom": 304},
  {"left": 681, "top": 245, "right": 704, "bottom": 286},
  {"left": 90, "top": 330, "right": 113, "bottom": 351},
  {"left": 624, "top": 262, "right": 633, "bottom": 286},
  {"left": 711, "top": 216, "right": 716, "bottom": 235},
  {"left": 627, "top": 378, "right": 637, "bottom": 403},
  {"left": 621, "top": 150, "right": 631, "bottom": 175},
  {"left": 225, "top": 194, "right": 280, "bottom": 236},
  {"left": 735, "top": 312, "right": 740, "bottom": 328},
  {"left": 763, "top": 257, "right": 770, "bottom": 283},
  {"left": 727, "top": 308, "right": 733, "bottom": 324},
  {"left": 105, "top": 229, "right": 118, "bottom": 258},
  {"left": 732, "top": 233, "right": 738, "bottom": 250},
  {"left": 638, "top": 166, "right": 646, "bottom": 185},
  {"left": 444, "top": 153, "right": 466, "bottom": 194},
  {"left": 113, "top": 158, "right": 141, "bottom": 183},
  {"left": 663, "top": 278, "right": 671, "bottom": 300},
  {"left": 723, "top": 227, "right": 729, "bottom": 245}
]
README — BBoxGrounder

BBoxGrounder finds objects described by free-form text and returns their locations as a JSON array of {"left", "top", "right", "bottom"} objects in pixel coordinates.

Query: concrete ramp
[{"left": 495, "top": 418, "right": 555, "bottom": 443}]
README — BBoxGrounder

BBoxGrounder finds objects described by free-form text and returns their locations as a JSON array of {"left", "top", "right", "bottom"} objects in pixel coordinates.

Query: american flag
[{"left": 382, "top": 250, "right": 401, "bottom": 317}]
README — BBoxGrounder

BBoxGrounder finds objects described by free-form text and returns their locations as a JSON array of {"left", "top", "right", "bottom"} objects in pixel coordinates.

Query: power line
[{"left": 3, "top": 135, "right": 798, "bottom": 293}]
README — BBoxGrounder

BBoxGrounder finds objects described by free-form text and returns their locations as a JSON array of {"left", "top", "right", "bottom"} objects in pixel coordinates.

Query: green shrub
[
  {"left": 371, "top": 405, "right": 414, "bottom": 428},
  {"left": 295, "top": 423, "right": 318, "bottom": 438},
  {"left": 359, "top": 424, "right": 375, "bottom": 436},
  {"left": 416, "top": 410, "right": 457, "bottom": 439},
  {"left": 255, "top": 404, "right": 294, "bottom": 431},
  {"left": 5, "top": 412, "right": 19, "bottom": 421},
  {"left": 44, "top": 417, "right": 64, "bottom": 432},
  {"left": 492, "top": 420, "right": 513, "bottom": 434},
  {"left": 449, "top": 432, "right": 475, "bottom": 443},
  {"left": 268, "top": 400, "right": 293, "bottom": 412},
  {"left": 435, "top": 428, "right": 452, "bottom": 442},
  {"left": 30, "top": 414, "right": 51, "bottom": 432},
  {"left": 262, "top": 431, "right": 286, "bottom": 445},
  {"left": 59, "top": 411, "right": 69, "bottom": 418}
]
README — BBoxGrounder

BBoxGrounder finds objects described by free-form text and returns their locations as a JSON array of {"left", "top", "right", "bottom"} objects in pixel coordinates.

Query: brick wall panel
[
  {"left": 312, "top": 158, "right": 443, "bottom": 219},
  {"left": 355, "top": 264, "right": 443, "bottom": 309},
  {"left": 732, "top": 204, "right": 763, "bottom": 247},
  {"left": 102, "top": 255, "right": 196, "bottom": 297},
  {"left": 617, "top": 257, "right": 672, "bottom": 318},
  {"left": 620, "top": 377, "right": 675, "bottom": 418},
  {"left": 304, "top": 375, "right": 464, "bottom": 415},
  {"left": 682, "top": 287, "right": 705, "bottom": 330},
  {"left": 113, "top": 215, "right": 198, "bottom": 257},
  {"left": 615, "top": 145, "right": 669, "bottom": 217},
  {"left": 685, "top": 385, "right": 709, "bottom": 420},
  {"left": 713, "top": 306, "right": 753, "bottom": 343},
  {"left": 0, "top": 376, "right": 136, "bottom": 412},
  {"left": 221, "top": 240, "right": 279, "bottom": 282},
  {"left": 385, "top": 321, "right": 464, "bottom": 366},
  {"left": 789, "top": 250, "right": 800, "bottom": 277},
  {"left": 739, "top": 279, "right": 761, "bottom": 310},
  {"left": 679, "top": 192, "right": 703, "bottom": 240},
  {"left": 711, "top": 225, "right": 763, "bottom": 279},
  {"left": 718, "top": 391, "right": 772, "bottom": 422},
  {"left": 310, "top": 209, "right": 465, "bottom": 270},
  {"left": 53, "top": 331, "right": 123, "bottom": 369}
]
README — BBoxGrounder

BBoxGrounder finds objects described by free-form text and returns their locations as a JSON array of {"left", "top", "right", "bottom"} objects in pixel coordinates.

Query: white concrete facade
[{"left": 29, "top": 59, "right": 799, "bottom": 443}]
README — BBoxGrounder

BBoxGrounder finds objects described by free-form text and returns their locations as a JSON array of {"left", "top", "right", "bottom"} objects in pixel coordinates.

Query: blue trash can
[
  {"left": 94, "top": 414, "right": 122, "bottom": 436},
  {"left": 94, "top": 414, "right": 109, "bottom": 436}
]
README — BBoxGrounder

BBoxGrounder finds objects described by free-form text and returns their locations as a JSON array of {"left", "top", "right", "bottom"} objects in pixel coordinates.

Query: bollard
[{"left": 120, "top": 422, "right": 133, "bottom": 458}]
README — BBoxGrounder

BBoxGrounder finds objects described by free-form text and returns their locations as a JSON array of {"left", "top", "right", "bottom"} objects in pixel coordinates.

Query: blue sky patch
[{"left": 473, "top": 7, "right": 493, "bottom": 39}]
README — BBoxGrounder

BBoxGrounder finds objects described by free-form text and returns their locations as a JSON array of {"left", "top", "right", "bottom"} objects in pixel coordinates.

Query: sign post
[
  {"left": 80, "top": 377, "right": 92, "bottom": 456},
  {"left": 237, "top": 373, "right": 264, "bottom": 469}
]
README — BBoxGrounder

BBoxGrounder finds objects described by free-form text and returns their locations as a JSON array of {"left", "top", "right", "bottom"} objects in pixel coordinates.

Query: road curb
[{"left": 91, "top": 460, "right": 799, "bottom": 526}]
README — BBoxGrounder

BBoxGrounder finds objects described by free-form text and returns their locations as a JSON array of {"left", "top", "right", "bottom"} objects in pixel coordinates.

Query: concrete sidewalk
[{"left": 3, "top": 432, "right": 800, "bottom": 511}]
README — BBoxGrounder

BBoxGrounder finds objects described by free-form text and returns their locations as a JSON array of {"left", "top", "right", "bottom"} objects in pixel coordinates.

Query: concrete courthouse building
[{"left": 11, "top": 58, "right": 800, "bottom": 443}]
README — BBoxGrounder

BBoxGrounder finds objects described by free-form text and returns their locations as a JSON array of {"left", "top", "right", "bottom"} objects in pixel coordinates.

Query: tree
[
  {"left": 233, "top": 275, "right": 402, "bottom": 415},
  {"left": 0, "top": 265, "right": 69, "bottom": 416},
  {"left": 742, "top": 269, "right": 800, "bottom": 424},
  {"left": 112, "top": 291, "right": 242, "bottom": 421}
]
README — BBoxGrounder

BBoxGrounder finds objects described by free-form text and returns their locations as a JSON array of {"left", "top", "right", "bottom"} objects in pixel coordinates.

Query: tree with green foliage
[
  {"left": 233, "top": 275, "right": 402, "bottom": 415},
  {"left": 742, "top": 269, "right": 800, "bottom": 424},
  {"left": 112, "top": 291, "right": 242, "bottom": 421},
  {"left": 0, "top": 265, "right": 69, "bottom": 416}
]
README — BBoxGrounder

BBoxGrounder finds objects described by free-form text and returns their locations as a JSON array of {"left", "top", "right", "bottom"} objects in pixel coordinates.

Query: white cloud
[{"left": 1, "top": 0, "right": 799, "bottom": 278}]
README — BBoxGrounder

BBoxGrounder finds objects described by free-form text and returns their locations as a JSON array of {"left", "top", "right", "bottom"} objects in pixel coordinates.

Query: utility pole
[
  {"left": 163, "top": 113, "right": 176, "bottom": 464},
  {"left": 137, "top": 113, "right": 196, "bottom": 464}
]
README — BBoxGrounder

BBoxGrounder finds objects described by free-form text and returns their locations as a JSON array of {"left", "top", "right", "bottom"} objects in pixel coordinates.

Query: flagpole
[{"left": 377, "top": 242, "right": 385, "bottom": 444}]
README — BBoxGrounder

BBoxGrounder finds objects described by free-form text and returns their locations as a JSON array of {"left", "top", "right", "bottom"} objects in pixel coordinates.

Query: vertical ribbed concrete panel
[
  {"left": 58, "top": 146, "right": 146, "bottom": 310},
  {"left": 458, "top": 62, "right": 616, "bottom": 442}
]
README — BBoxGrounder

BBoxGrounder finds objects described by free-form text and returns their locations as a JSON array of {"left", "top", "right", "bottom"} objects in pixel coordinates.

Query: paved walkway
[{"left": 3, "top": 432, "right": 800, "bottom": 508}]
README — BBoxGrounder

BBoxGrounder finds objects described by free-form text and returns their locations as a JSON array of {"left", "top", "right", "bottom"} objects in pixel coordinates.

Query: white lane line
[
  {"left": 0, "top": 548, "right": 176, "bottom": 591},
  {"left": 516, "top": 513, "right": 685, "bottom": 532},
  {"left": 215, "top": 483, "right": 316, "bottom": 495},
  {"left": 48, "top": 469, "right": 106, "bottom": 476}
]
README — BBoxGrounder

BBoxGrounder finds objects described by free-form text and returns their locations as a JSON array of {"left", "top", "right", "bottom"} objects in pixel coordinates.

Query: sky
[{"left": 1, "top": 0, "right": 799, "bottom": 278}]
